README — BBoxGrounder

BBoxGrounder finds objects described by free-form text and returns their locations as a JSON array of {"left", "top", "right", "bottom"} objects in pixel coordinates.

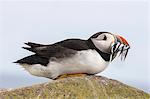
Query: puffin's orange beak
[{"left": 116, "top": 35, "right": 130, "bottom": 46}]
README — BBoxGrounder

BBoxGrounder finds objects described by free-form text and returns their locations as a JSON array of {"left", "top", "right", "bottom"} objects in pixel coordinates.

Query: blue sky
[{"left": 0, "top": 0, "right": 149, "bottom": 93}]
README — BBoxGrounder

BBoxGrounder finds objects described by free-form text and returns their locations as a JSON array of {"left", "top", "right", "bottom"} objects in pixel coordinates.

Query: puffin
[{"left": 14, "top": 32, "right": 130, "bottom": 79}]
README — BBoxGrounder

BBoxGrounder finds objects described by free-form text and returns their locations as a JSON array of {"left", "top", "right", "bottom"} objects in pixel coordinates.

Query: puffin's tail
[
  {"left": 22, "top": 42, "right": 46, "bottom": 53},
  {"left": 24, "top": 42, "right": 44, "bottom": 48},
  {"left": 14, "top": 42, "right": 49, "bottom": 66}
]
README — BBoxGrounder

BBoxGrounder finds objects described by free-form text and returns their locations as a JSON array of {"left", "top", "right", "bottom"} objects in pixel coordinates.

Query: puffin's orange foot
[{"left": 57, "top": 73, "right": 87, "bottom": 79}]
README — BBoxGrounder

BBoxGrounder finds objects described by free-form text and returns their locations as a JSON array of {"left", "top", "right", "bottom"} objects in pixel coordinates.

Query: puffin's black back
[
  {"left": 14, "top": 39, "right": 89, "bottom": 66},
  {"left": 14, "top": 37, "right": 111, "bottom": 66}
]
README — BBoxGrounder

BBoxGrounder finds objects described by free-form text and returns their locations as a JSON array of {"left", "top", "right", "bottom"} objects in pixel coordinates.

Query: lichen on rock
[{"left": 0, "top": 75, "right": 149, "bottom": 99}]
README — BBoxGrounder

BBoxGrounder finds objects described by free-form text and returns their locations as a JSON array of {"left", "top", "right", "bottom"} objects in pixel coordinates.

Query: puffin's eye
[{"left": 102, "top": 35, "right": 107, "bottom": 40}]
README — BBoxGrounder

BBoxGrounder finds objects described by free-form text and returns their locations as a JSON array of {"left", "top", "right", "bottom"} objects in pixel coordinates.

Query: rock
[
  {"left": 0, "top": 89, "right": 12, "bottom": 93},
  {"left": 0, "top": 75, "right": 149, "bottom": 99}
]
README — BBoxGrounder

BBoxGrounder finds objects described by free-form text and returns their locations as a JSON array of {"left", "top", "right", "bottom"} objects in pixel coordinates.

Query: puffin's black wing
[
  {"left": 24, "top": 39, "right": 90, "bottom": 51},
  {"left": 23, "top": 45, "right": 77, "bottom": 59},
  {"left": 15, "top": 44, "right": 77, "bottom": 66},
  {"left": 23, "top": 39, "right": 91, "bottom": 55},
  {"left": 54, "top": 39, "right": 90, "bottom": 51},
  {"left": 14, "top": 39, "right": 91, "bottom": 65}
]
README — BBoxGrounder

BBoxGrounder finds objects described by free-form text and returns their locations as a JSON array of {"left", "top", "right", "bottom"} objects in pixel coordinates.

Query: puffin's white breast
[
  {"left": 47, "top": 49, "right": 109, "bottom": 76},
  {"left": 21, "top": 49, "right": 109, "bottom": 79}
]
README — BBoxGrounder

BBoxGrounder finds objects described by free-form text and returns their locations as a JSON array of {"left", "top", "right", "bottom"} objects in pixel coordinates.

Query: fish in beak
[{"left": 110, "top": 34, "right": 130, "bottom": 61}]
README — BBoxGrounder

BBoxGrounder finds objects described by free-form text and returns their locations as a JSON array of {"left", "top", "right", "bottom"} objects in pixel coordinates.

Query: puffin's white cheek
[
  {"left": 92, "top": 40, "right": 108, "bottom": 53},
  {"left": 99, "top": 41, "right": 112, "bottom": 53},
  {"left": 93, "top": 40, "right": 103, "bottom": 49},
  {"left": 100, "top": 43, "right": 109, "bottom": 50}
]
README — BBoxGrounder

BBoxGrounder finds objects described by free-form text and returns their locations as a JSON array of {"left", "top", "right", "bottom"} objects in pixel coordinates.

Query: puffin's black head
[{"left": 89, "top": 32, "right": 130, "bottom": 61}]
